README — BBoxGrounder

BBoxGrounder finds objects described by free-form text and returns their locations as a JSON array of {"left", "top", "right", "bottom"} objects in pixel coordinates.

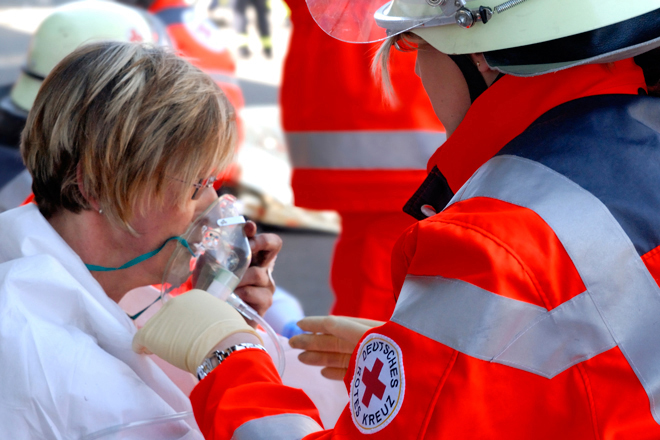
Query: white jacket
[{"left": 0, "top": 205, "right": 200, "bottom": 439}]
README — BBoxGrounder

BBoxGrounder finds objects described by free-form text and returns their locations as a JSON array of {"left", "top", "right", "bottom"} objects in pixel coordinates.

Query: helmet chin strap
[
  {"left": 448, "top": 54, "right": 489, "bottom": 103},
  {"left": 448, "top": 54, "right": 507, "bottom": 103}
]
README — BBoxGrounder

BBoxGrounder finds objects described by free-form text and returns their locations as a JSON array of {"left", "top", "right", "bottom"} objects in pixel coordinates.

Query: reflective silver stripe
[
  {"left": 454, "top": 155, "right": 660, "bottom": 423},
  {"left": 392, "top": 154, "right": 660, "bottom": 423},
  {"left": 232, "top": 414, "right": 323, "bottom": 440},
  {"left": 392, "top": 276, "right": 616, "bottom": 378},
  {"left": 285, "top": 131, "right": 446, "bottom": 169},
  {"left": 208, "top": 72, "right": 240, "bottom": 87}
]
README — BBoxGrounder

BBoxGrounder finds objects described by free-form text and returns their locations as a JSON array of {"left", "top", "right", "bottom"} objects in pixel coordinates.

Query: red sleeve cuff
[{"left": 191, "top": 349, "right": 323, "bottom": 439}]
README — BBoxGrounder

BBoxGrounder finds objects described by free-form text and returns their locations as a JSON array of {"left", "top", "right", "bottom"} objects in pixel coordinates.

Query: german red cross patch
[{"left": 350, "top": 333, "right": 405, "bottom": 434}]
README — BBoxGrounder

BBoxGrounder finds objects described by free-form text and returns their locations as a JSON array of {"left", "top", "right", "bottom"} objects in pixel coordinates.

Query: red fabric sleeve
[{"left": 190, "top": 349, "right": 329, "bottom": 439}]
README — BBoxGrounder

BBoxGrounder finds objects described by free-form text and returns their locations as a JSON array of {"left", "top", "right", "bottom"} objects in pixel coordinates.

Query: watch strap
[{"left": 197, "top": 343, "right": 267, "bottom": 380}]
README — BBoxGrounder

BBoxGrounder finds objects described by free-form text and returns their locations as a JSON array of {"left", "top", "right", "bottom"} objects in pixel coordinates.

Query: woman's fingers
[
  {"left": 237, "top": 266, "right": 272, "bottom": 289},
  {"left": 248, "top": 231, "right": 282, "bottom": 268},
  {"left": 235, "top": 266, "right": 275, "bottom": 318},
  {"left": 234, "top": 285, "right": 274, "bottom": 317},
  {"left": 243, "top": 221, "right": 258, "bottom": 238}
]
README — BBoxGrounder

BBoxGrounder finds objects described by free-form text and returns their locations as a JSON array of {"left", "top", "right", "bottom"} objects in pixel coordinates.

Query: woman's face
[
  {"left": 122, "top": 181, "right": 219, "bottom": 287},
  {"left": 414, "top": 44, "right": 472, "bottom": 137}
]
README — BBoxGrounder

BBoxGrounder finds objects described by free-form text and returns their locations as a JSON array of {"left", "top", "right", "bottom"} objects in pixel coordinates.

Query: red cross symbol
[
  {"left": 129, "top": 29, "right": 143, "bottom": 42},
  {"left": 362, "top": 358, "right": 386, "bottom": 407}
]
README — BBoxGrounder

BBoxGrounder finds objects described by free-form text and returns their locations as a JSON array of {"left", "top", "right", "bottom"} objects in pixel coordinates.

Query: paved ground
[{"left": 0, "top": 0, "right": 338, "bottom": 316}]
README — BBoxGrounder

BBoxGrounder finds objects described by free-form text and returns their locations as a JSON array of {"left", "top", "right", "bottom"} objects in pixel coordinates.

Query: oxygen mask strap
[{"left": 85, "top": 236, "right": 195, "bottom": 272}]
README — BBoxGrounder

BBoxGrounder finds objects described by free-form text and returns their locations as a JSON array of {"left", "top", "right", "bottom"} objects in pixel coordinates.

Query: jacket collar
[{"left": 404, "top": 59, "right": 647, "bottom": 220}]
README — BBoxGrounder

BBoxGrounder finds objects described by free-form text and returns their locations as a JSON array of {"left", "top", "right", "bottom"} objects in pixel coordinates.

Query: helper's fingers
[
  {"left": 320, "top": 367, "right": 348, "bottom": 381},
  {"left": 347, "top": 317, "right": 386, "bottom": 328},
  {"left": 297, "top": 350, "right": 353, "bottom": 369},
  {"left": 289, "top": 333, "right": 356, "bottom": 354},
  {"left": 297, "top": 315, "right": 372, "bottom": 345}
]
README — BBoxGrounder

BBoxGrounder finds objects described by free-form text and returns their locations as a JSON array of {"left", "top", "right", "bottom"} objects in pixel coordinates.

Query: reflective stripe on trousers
[
  {"left": 285, "top": 131, "right": 446, "bottom": 169},
  {"left": 391, "top": 155, "right": 660, "bottom": 424},
  {"left": 232, "top": 414, "right": 323, "bottom": 440},
  {"left": 208, "top": 72, "right": 240, "bottom": 88}
]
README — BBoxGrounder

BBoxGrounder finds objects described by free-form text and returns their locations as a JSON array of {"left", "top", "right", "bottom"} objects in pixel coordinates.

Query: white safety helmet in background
[
  {"left": 10, "top": 0, "right": 163, "bottom": 112},
  {"left": 307, "top": 0, "right": 660, "bottom": 75}
]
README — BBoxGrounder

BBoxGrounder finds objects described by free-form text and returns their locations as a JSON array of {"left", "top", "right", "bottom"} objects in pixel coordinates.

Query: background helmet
[
  {"left": 307, "top": 0, "right": 660, "bottom": 76},
  {"left": 10, "top": 0, "right": 158, "bottom": 112}
]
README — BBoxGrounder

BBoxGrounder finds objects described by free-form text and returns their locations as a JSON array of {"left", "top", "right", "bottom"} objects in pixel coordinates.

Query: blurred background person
[
  {"left": 0, "top": 0, "right": 170, "bottom": 212},
  {"left": 281, "top": 0, "right": 445, "bottom": 321},
  {"left": 227, "top": 0, "right": 272, "bottom": 58}
]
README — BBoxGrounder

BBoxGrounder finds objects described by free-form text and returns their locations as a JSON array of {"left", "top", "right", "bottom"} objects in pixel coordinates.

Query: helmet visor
[{"left": 305, "top": 0, "right": 448, "bottom": 43}]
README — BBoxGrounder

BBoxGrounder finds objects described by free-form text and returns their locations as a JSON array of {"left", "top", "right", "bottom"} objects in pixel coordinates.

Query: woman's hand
[
  {"left": 289, "top": 316, "right": 385, "bottom": 380},
  {"left": 235, "top": 221, "right": 282, "bottom": 323}
]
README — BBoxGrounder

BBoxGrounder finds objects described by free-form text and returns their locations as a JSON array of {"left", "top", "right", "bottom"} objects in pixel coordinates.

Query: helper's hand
[
  {"left": 289, "top": 316, "right": 385, "bottom": 381},
  {"left": 235, "top": 221, "right": 282, "bottom": 323},
  {"left": 133, "top": 289, "right": 262, "bottom": 374}
]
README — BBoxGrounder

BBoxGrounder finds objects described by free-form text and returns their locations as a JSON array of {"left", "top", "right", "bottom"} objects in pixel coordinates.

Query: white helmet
[
  {"left": 307, "top": 0, "right": 660, "bottom": 75},
  {"left": 10, "top": 0, "right": 157, "bottom": 112}
]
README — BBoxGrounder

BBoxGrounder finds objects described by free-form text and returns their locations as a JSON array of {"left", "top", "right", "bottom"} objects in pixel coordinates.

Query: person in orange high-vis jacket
[
  {"left": 134, "top": 1, "right": 660, "bottom": 438},
  {"left": 282, "top": 0, "right": 445, "bottom": 321},
  {"left": 149, "top": 0, "right": 244, "bottom": 111}
]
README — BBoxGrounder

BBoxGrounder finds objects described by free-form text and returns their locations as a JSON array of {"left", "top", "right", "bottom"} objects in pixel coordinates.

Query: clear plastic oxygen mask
[{"left": 161, "top": 195, "right": 285, "bottom": 376}]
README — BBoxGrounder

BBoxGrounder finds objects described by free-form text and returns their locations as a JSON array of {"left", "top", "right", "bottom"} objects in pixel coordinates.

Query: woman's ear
[{"left": 470, "top": 53, "right": 501, "bottom": 86}]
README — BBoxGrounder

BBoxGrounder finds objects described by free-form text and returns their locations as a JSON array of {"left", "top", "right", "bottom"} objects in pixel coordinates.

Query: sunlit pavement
[{"left": 0, "top": 0, "right": 337, "bottom": 316}]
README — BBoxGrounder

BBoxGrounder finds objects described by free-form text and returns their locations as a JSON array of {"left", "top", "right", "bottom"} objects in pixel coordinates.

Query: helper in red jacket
[{"left": 133, "top": 1, "right": 660, "bottom": 438}]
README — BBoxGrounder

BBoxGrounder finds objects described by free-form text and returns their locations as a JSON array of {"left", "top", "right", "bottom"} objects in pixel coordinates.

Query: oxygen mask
[
  {"left": 162, "top": 194, "right": 251, "bottom": 299},
  {"left": 161, "top": 194, "right": 285, "bottom": 376}
]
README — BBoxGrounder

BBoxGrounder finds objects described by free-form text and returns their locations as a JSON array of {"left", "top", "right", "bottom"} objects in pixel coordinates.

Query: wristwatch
[{"left": 196, "top": 343, "right": 267, "bottom": 380}]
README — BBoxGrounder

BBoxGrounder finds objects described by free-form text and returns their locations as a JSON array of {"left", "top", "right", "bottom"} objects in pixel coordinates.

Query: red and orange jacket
[
  {"left": 282, "top": 0, "right": 444, "bottom": 213},
  {"left": 190, "top": 60, "right": 660, "bottom": 439}
]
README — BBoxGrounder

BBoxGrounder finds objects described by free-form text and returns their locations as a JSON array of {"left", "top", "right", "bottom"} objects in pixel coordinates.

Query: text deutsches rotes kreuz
[{"left": 350, "top": 334, "right": 405, "bottom": 434}]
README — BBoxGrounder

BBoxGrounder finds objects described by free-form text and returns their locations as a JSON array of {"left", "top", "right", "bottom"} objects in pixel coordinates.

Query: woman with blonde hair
[
  {"left": 0, "top": 40, "right": 279, "bottom": 438},
  {"left": 134, "top": 1, "right": 660, "bottom": 438}
]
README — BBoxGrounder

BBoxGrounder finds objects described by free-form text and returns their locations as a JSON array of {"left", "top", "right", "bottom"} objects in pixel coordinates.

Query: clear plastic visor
[{"left": 305, "top": 0, "right": 452, "bottom": 43}]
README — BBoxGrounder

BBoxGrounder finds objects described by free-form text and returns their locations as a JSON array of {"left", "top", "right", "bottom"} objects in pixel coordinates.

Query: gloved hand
[
  {"left": 133, "top": 289, "right": 262, "bottom": 374},
  {"left": 289, "top": 316, "right": 384, "bottom": 381}
]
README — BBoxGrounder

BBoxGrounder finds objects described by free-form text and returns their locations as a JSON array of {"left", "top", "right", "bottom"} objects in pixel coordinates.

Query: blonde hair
[
  {"left": 372, "top": 33, "right": 420, "bottom": 103},
  {"left": 22, "top": 41, "right": 236, "bottom": 233}
]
